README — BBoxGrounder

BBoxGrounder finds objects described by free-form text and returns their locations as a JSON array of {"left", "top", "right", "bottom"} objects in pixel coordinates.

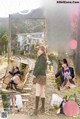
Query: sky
[{"left": 0, "top": 0, "right": 43, "bottom": 17}]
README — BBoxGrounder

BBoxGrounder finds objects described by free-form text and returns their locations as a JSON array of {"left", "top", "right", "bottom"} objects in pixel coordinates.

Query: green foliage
[
  {"left": 1, "top": 32, "right": 8, "bottom": 43},
  {"left": 21, "top": 63, "right": 26, "bottom": 69},
  {"left": 69, "top": 95, "right": 75, "bottom": 101},
  {"left": 20, "top": 63, "right": 26, "bottom": 75},
  {"left": 48, "top": 53, "right": 58, "bottom": 65},
  {"left": 20, "top": 69, "right": 24, "bottom": 75},
  {"left": 3, "top": 101, "right": 9, "bottom": 108},
  {"left": 2, "top": 94, "right": 7, "bottom": 101},
  {"left": 53, "top": 104, "right": 59, "bottom": 110},
  {"left": 77, "top": 98, "right": 80, "bottom": 105},
  {"left": 0, "top": 28, "right": 8, "bottom": 54},
  {"left": 2, "top": 94, "right": 9, "bottom": 108}
]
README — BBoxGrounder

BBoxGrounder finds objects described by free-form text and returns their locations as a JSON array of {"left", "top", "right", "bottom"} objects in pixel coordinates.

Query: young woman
[
  {"left": 9, "top": 64, "right": 29, "bottom": 90},
  {"left": 33, "top": 46, "right": 47, "bottom": 115},
  {"left": 55, "top": 59, "right": 75, "bottom": 89}
]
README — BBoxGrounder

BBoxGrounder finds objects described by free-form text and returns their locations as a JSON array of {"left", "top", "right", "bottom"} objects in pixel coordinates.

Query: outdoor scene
[{"left": 0, "top": 0, "right": 80, "bottom": 119}]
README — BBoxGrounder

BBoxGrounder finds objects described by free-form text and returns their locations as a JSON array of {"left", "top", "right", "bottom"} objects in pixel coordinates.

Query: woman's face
[
  {"left": 63, "top": 98, "right": 66, "bottom": 102},
  {"left": 37, "top": 48, "right": 43, "bottom": 56},
  {"left": 62, "top": 63, "right": 67, "bottom": 68}
]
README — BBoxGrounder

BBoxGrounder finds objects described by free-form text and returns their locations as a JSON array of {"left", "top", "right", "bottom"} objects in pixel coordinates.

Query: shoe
[
  {"left": 15, "top": 105, "right": 18, "bottom": 108},
  {"left": 14, "top": 105, "right": 18, "bottom": 110},
  {"left": 30, "top": 109, "right": 38, "bottom": 116},
  {"left": 40, "top": 107, "right": 45, "bottom": 113},
  {"left": 33, "top": 109, "right": 38, "bottom": 115}
]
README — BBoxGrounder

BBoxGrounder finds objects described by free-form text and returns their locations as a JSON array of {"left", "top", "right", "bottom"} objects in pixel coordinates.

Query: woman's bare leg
[{"left": 12, "top": 97, "right": 16, "bottom": 107}]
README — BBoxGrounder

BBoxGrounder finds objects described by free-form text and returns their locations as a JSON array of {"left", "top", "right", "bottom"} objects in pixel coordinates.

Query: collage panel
[{"left": 0, "top": 0, "right": 80, "bottom": 119}]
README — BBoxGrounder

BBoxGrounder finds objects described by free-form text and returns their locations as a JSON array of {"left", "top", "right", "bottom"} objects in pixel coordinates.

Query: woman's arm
[{"left": 55, "top": 69, "right": 61, "bottom": 78}]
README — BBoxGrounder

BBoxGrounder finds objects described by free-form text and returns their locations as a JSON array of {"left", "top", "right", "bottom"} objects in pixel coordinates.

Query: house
[{"left": 16, "top": 32, "right": 45, "bottom": 52}]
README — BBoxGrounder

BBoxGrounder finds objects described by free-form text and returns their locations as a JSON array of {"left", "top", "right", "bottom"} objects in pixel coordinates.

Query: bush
[
  {"left": 53, "top": 104, "right": 59, "bottom": 110},
  {"left": 3, "top": 101, "right": 9, "bottom": 108},
  {"left": 2, "top": 94, "right": 9, "bottom": 108}
]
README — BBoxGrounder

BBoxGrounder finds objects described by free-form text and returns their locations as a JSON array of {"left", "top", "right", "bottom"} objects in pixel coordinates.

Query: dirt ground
[
  {"left": 6, "top": 74, "right": 80, "bottom": 119},
  {"left": 8, "top": 114, "right": 80, "bottom": 119}
]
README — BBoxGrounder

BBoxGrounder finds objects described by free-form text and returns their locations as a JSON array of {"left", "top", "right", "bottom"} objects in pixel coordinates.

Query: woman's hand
[
  {"left": 53, "top": 74, "right": 56, "bottom": 79},
  {"left": 66, "top": 75, "right": 72, "bottom": 80}
]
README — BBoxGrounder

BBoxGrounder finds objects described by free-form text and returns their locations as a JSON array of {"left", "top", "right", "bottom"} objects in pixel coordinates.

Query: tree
[
  {"left": 0, "top": 28, "right": 8, "bottom": 55},
  {"left": 48, "top": 53, "right": 58, "bottom": 65}
]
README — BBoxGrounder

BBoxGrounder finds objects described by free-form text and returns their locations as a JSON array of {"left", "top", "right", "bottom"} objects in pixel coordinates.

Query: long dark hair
[
  {"left": 62, "top": 59, "right": 69, "bottom": 74},
  {"left": 62, "top": 59, "right": 68, "bottom": 66}
]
